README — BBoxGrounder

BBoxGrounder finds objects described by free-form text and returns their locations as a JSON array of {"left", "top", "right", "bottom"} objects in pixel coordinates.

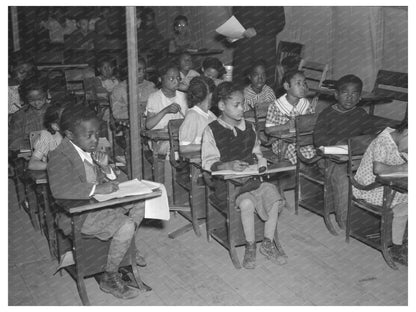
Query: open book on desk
[
  {"left": 211, "top": 161, "right": 295, "bottom": 177},
  {"left": 93, "top": 178, "right": 153, "bottom": 202}
]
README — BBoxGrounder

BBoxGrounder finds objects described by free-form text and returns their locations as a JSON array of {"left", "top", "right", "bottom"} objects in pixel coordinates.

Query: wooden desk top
[
  {"left": 376, "top": 175, "right": 408, "bottom": 193},
  {"left": 180, "top": 151, "right": 201, "bottom": 164},
  {"left": 169, "top": 48, "right": 223, "bottom": 56},
  {"left": 268, "top": 129, "right": 297, "bottom": 141},
  {"left": 222, "top": 162, "right": 295, "bottom": 180},
  {"left": 141, "top": 129, "right": 170, "bottom": 141},
  {"left": 56, "top": 189, "right": 162, "bottom": 214},
  {"left": 308, "top": 88, "right": 393, "bottom": 105},
  {"left": 37, "top": 64, "right": 89, "bottom": 70}
]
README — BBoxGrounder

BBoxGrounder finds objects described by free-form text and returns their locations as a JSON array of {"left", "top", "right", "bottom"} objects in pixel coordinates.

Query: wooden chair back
[
  {"left": 276, "top": 40, "right": 305, "bottom": 65},
  {"left": 167, "top": 119, "right": 187, "bottom": 169},
  {"left": 298, "top": 59, "right": 329, "bottom": 90},
  {"left": 370, "top": 70, "right": 408, "bottom": 116},
  {"left": 295, "top": 114, "right": 318, "bottom": 148}
]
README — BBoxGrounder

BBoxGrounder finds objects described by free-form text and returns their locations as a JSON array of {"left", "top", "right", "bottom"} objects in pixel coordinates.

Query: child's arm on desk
[
  {"left": 373, "top": 161, "right": 408, "bottom": 176},
  {"left": 145, "top": 103, "right": 182, "bottom": 129}
]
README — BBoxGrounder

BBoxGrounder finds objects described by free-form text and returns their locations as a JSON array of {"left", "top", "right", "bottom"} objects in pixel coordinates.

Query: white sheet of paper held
[{"left": 216, "top": 15, "right": 246, "bottom": 43}]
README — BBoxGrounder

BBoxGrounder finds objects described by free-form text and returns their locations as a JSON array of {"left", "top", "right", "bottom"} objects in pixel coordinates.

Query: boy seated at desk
[
  {"left": 353, "top": 119, "right": 408, "bottom": 265},
  {"left": 313, "top": 74, "right": 388, "bottom": 230},
  {"left": 265, "top": 70, "right": 316, "bottom": 164},
  {"left": 47, "top": 105, "right": 147, "bottom": 300},
  {"left": 9, "top": 79, "right": 50, "bottom": 151},
  {"left": 201, "top": 81, "right": 287, "bottom": 269}
]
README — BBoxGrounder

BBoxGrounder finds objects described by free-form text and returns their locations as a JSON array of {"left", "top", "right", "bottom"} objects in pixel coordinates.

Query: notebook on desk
[
  {"left": 93, "top": 179, "right": 153, "bottom": 202},
  {"left": 319, "top": 145, "right": 348, "bottom": 155}
]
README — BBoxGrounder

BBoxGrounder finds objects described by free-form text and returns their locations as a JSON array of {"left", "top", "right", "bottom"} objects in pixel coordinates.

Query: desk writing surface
[
  {"left": 169, "top": 48, "right": 223, "bottom": 56},
  {"left": 220, "top": 162, "right": 296, "bottom": 180},
  {"left": 180, "top": 151, "right": 201, "bottom": 164},
  {"left": 57, "top": 189, "right": 162, "bottom": 214},
  {"left": 268, "top": 129, "right": 297, "bottom": 141},
  {"left": 141, "top": 129, "right": 170, "bottom": 141},
  {"left": 376, "top": 175, "right": 408, "bottom": 193}
]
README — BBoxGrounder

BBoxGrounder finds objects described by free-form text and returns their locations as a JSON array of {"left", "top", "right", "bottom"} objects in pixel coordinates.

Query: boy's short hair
[
  {"left": 282, "top": 69, "right": 304, "bottom": 85},
  {"left": 173, "top": 15, "right": 188, "bottom": 27},
  {"left": 141, "top": 7, "right": 155, "bottom": 20},
  {"left": 96, "top": 55, "right": 115, "bottom": 69},
  {"left": 20, "top": 78, "right": 47, "bottom": 101},
  {"left": 137, "top": 56, "right": 147, "bottom": 67},
  {"left": 336, "top": 74, "right": 363, "bottom": 93},
  {"left": 158, "top": 60, "right": 179, "bottom": 77},
  {"left": 60, "top": 105, "right": 99, "bottom": 133},
  {"left": 187, "top": 76, "right": 216, "bottom": 108},
  {"left": 202, "top": 57, "right": 225, "bottom": 77},
  {"left": 248, "top": 59, "right": 267, "bottom": 76},
  {"left": 212, "top": 81, "right": 242, "bottom": 108}
]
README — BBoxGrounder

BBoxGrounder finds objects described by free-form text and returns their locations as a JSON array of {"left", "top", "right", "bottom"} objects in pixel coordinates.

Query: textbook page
[
  {"left": 216, "top": 15, "right": 246, "bottom": 43},
  {"left": 142, "top": 180, "right": 170, "bottom": 220},
  {"left": 93, "top": 178, "right": 153, "bottom": 202},
  {"left": 319, "top": 145, "right": 348, "bottom": 155}
]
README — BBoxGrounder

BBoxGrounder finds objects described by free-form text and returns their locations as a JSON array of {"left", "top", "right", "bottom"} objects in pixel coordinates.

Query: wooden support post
[{"left": 126, "top": 7, "right": 142, "bottom": 179}]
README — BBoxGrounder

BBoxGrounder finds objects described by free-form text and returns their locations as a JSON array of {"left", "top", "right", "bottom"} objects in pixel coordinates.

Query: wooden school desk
[
  {"left": 206, "top": 162, "right": 295, "bottom": 268},
  {"left": 168, "top": 150, "right": 206, "bottom": 238},
  {"left": 55, "top": 188, "right": 162, "bottom": 305}
]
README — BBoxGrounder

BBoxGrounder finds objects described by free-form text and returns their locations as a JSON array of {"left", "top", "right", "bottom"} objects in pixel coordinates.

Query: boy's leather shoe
[
  {"left": 242, "top": 242, "right": 256, "bottom": 269},
  {"left": 390, "top": 244, "right": 408, "bottom": 266},
  {"left": 100, "top": 272, "right": 140, "bottom": 299},
  {"left": 260, "top": 238, "right": 287, "bottom": 265}
]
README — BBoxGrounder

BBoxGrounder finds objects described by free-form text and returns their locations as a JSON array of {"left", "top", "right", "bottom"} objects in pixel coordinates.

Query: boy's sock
[{"left": 242, "top": 241, "right": 256, "bottom": 269}]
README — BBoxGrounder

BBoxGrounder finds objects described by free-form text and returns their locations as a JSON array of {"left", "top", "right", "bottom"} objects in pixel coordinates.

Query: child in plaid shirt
[
  {"left": 243, "top": 60, "right": 276, "bottom": 112},
  {"left": 265, "top": 70, "right": 316, "bottom": 164}
]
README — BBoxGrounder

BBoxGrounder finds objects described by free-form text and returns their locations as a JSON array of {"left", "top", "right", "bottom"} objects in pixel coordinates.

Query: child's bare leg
[
  {"left": 261, "top": 201, "right": 287, "bottom": 265},
  {"left": 264, "top": 201, "right": 278, "bottom": 240},
  {"left": 239, "top": 198, "right": 256, "bottom": 269},
  {"left": 239, "top": 199, "right": 255, "bottom": 243},
  {"left": 129, "top": 203, "right": 147, "bottom": 267},
  {"left": 101, "top": 219, "right": 139, "bottom": 299}
]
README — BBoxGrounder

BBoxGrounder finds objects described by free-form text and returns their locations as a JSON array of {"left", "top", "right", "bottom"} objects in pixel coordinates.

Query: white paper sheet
[
  {"left": 93, "top": 178, "right": 153, "bottom": 202},
  {"left": 215, "top": 15, "right": 246, "bottom": 43},
  {"left": 142, "top": 180, "right": 170, "bottom": 220},
  {"left": 319, "top": 145, "right": 348, "bottom": 155},
  {"left": 54, "top": 250, "right": 75, "bottom": 275}
]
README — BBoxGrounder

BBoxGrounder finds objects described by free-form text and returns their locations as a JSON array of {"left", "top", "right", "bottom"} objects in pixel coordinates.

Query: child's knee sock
[
  {"left": 264, "top": 201, "right": 279, "bottom": 240},
  {"left": 106, "top": 220, "right": 135, "bottom": 272},
  {"left": 392, "top": 203, "right": 408, "bottom": 245}
]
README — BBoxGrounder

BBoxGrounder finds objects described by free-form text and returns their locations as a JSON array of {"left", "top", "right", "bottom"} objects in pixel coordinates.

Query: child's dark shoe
[
  {"left": 242, "top": 242, "right": 256, "bottom": 269},
  {"left": 260, "top": 238, "right": 287, "bottom": 265},
  {"left": 390, "top": 244, "right": 408, "bottom": 266},
  {"left": 100, "top": 272, "right": 140, "bottom": 299}
]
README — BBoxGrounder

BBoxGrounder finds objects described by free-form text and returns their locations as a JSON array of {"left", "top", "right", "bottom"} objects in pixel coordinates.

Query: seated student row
[{"left": 9, "top": 56, "right": 406, "bottom": 301}]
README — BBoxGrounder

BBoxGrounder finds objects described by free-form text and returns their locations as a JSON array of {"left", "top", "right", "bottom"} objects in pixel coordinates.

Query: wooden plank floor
[{"left": 8, "top": 180, "right": 407, "bottom": 305}]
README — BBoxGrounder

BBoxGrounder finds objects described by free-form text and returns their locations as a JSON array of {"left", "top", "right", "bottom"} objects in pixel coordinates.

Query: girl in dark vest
[{"left": 201, "top": 82, "right": 287, "bottom": 269}]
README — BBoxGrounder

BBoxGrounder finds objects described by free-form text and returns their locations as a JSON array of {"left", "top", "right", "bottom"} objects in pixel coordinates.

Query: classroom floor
[{"left": 8, "top": 179, "right": 408, "bottom": 306}]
